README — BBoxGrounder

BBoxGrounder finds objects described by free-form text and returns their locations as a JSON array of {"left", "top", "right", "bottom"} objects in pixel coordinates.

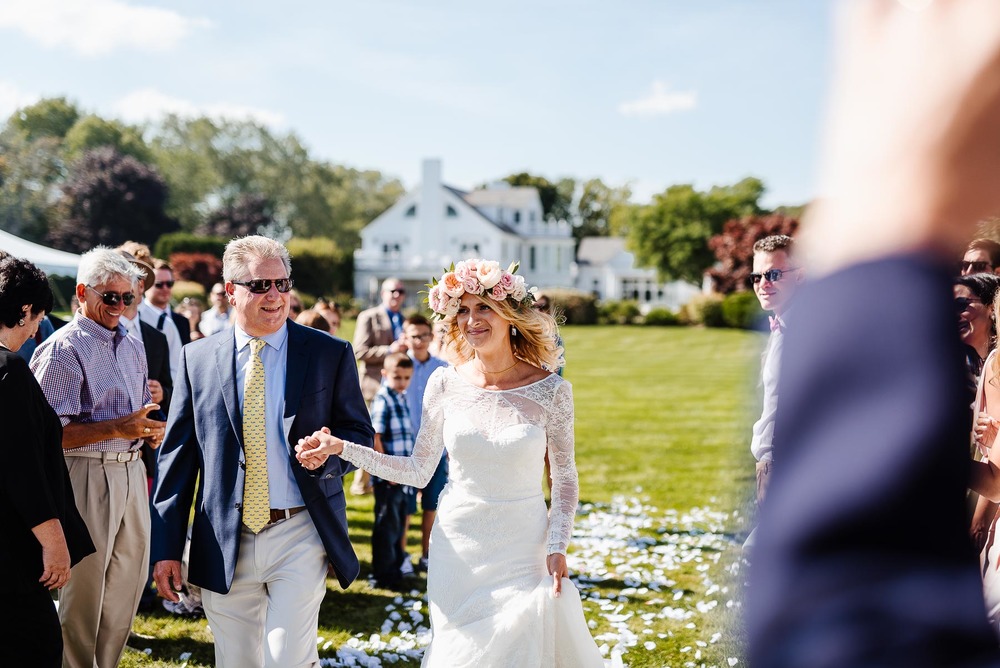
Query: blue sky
[{"left": 0, "top": 1, "right": 834, "bottom": 209}]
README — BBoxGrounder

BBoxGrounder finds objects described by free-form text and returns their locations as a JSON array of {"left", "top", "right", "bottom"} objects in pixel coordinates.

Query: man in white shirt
[
  {"left": 199, "top": 283, "right": 232, "bottom": 336},
  {"left": 139, "top": 260, "right": 185, "bottom": 380}
]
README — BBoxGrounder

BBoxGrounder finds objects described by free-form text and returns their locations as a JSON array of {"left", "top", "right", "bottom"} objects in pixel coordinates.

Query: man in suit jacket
[
  {"left": 351, "top": 277, "right": 407, "bottom": 495},
  {"left": 140, "top": 259, "right": 188, "bottom": 381},
  {"left": 151, "top": 236, "right": 374, "bottom": 668}
]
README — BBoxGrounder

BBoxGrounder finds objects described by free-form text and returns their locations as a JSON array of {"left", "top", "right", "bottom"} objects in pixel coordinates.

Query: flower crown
[{"left": 425, "top": 259, "right": 536, "bottom": 320}]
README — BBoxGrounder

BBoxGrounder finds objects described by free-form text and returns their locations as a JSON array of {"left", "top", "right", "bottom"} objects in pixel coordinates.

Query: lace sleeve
[
  {"left": 546, "top": 378, "right": 579, "bottom": 555},
  {"left": 340, "top": 368, "right": 446, "bottom": 487}
]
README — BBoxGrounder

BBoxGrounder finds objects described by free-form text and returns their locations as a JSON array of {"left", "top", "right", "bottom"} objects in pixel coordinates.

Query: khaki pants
[
  {"left": 60, "top": 454, "right": 149, "bottom": 668},
  {"left": 756, "top": 459, "right": 773, "bottom": 507}
]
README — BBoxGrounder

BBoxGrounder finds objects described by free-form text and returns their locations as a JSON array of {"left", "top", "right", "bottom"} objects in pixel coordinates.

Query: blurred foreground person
[
  {"left": 0, "top": 257, "right": 94, "bottom": 668},
  {"left": 963, "top": 239, "right": 1000, "bottom": 277},
  {"left": 750, "top": 1, "right": 1000, "bottom": 666}
]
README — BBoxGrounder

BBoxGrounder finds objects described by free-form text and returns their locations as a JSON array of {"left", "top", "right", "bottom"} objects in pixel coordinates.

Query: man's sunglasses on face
[
  {"left": 749, "top": 268, "right": 798, "bottom": 285},
  {"left": 154, "top": 281, "right": 175, "bottom": 289},
  {"left": 232, "top": 278, "right": 294, "bottom": 294},
  {"left": 962, "top": 261, "right": 993, "bottom": 274},
  {"left": 86, "top": 285, "right": 136, "bottom": 306},
  {"left": 955, "top": 297, "right": 983, "bottom": 313},
  {"left": 389, "top": 288, "right": 406, "bottom": 296}
]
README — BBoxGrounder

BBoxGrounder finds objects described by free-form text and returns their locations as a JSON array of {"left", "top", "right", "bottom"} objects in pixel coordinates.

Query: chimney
[{"left": 419, "top": 158, "right": 444, "bottom": 258}]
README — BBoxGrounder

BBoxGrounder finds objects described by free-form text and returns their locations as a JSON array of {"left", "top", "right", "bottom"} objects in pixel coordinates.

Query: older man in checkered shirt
[{"left": 31, "top": 248, "right": 167, "bottom": 668}]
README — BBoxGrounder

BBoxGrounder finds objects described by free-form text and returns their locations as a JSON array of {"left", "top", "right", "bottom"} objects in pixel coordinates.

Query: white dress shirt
[{"left": 139, "top": 300, "right": 182, "bottom": 381}]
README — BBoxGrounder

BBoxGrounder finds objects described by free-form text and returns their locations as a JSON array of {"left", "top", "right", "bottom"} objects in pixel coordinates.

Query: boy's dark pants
[{"left": 372, "top": 482, "right": 408, "bottom": 585}]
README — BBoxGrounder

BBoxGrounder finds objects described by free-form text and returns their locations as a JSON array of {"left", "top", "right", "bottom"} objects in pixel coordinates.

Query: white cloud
[
  {"left": 111, "top": 88, "right": 286, "bottom": 127},
  {"left": 618, "top": 81, "right": 697, "bottom": 118},
  {"left": 0, "top": 0, "right": 210, "bottom": 57},
  {"left": 0, "top": 81, "right": 39, "bottom": 119}
]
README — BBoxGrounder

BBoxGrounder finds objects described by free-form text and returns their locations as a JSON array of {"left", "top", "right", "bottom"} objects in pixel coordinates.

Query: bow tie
[{"left": 769, "top": 315, "right": 784, "bottom": 333}]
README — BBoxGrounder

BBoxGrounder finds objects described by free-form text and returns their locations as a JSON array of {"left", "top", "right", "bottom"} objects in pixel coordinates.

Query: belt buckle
[{"left": 116, "top": 451, "right": 133, "bottom": 463}]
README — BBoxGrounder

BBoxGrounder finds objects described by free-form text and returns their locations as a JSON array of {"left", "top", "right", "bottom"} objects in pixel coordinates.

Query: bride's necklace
[{"left": 474, "top": 357, "right": 518, "bottom": 375}]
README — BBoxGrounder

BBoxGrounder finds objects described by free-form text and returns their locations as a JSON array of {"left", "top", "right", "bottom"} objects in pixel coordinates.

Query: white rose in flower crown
[
  {"left": 442, "top": 296, "right": 461, "bottom": 317},
  {"left": 454, "top": 260, "right": 472, "bottom": 281},
  {"left": 463, "top": 277, "right": 483, "bottom": 295},
  {"left": 476, "top": 261, "right": 503, "bottom": 289},
  {"left": 441, "top": 271, "right": 464, "bottom": 298},
  {"left": 511, "top": 275, "right": 528, "bottom": 301}
]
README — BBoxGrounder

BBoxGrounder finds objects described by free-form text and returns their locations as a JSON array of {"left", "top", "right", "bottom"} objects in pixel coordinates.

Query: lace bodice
[{"left": 340, "top": 366, "right": 580, "bottom": 554}]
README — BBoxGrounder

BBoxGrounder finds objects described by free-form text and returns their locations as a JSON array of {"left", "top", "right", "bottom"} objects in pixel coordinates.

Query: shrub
[
  {"left": 171, "top": 280, "right": 205, "bottom": 304},
  {"left": 680, "top": 293, "right": 725, "bottom": 327},
  {"left": 721, "top": 291, "right": 764, "bottom": 329},
  {"left": 538, "top": 288, "right": 598, "bottom": 325},
  {"left": 643, "top": 308, "right": 681, "bottom": 326},
  {"left": 286, "top": 237, "right": 353, "bottom": 298},
  {"left": 598, "top": 299, "right": 642, "bottom": 325},
  {"left": 154, "top": 232, "right": 227, "bottom": 260},
  {"left": 169, "top": 252, "right": 223, "bottom": 290}
]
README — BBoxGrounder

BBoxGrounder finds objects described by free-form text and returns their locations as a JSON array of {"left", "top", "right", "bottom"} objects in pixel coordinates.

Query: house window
[
  {"left": 460, "top": 243, "right": 480, "bottom": 255},
  {"left": 513, "top": 211, "right": 521, "bottom": 223},
  {"left": 446, "top": 205, "right": 458, "bottom": 217},
  {"left": 383, "top": 243, "right": 401, "bottom": 259},
  {"left": 405, "top": 205, "right": 416, "bottom": 217},
  {"left": 530, "top": 246, "right": 536, "bottom": 270},
  {"left": 529, "top": 211, "right": 536, "bottom": 222}
]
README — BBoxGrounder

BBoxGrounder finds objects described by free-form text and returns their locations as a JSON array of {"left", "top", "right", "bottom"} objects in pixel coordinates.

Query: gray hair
[
  {"left": 222, "top": 236, "right": 292, "bottom": 282},
  {"left": 77, "top": 247, "right": 145, "bottom": 289}
]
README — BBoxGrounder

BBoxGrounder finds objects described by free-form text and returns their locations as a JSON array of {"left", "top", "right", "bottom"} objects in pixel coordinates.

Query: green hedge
[
  {"left": 680, "top": 293, "right": 726, "bottom": 327},
  {"left": 721, "top": 291, "right": 763, "bottom": 329},
  {"left": 643, "top": 307, "right": 682, "bottom": 326},
  {"left": 539, "top": 288, "right": 599, "bottom": 325},
  {"left": 286, "top": 237, "right": 353, "bottom": 298},
  {"left": 154, "top": 232, "right": 227, "bottom": 260},
  {"left": 598, "top": 299, "right": 642, "bottom": 325}
]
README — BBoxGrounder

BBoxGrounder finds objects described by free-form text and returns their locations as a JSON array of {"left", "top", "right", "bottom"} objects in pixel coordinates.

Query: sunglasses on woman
[
  {"left": 232, "top": 278, "right": 294, "bottom": 294},
  {"left": 86, "top": 285, "right": 136, "bottom": 306}
]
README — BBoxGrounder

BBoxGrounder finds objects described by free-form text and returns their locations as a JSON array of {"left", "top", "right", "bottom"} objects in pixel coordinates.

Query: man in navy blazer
[{"left": 151, "top": 236, "right": 373, "bottom": 667}]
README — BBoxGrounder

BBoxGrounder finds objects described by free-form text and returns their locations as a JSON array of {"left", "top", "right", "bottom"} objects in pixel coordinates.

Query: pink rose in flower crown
[
  {"left": 476, "top": 261, "right": 503, "bottom": 289},
  {"left": 454, "top": 260, "right": 472, "bottom": 281},
  {"left": 442, "top": 296, "right": 461, "bottom": 317},
  {"left": 498, "top": 272, "right": 515, "bottom": 292},
  {"left": 440, "top": 271, "right": 464, "bottom": 298},
  {"left": 488, "top": 284, "right": 507, "bottom": 301},
  {"left": 463, "top": 277, "right": 483, "bottom": 295},
  {"left": 427, "top": 284, "right": 447, "bottom": 313}
]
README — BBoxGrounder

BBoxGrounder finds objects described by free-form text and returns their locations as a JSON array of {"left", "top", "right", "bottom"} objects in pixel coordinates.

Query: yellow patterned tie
[{"left": 242, "top": 338, "right": 270, "bottom": 533}]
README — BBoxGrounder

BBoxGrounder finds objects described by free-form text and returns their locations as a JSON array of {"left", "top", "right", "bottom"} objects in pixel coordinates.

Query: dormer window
[
  {"left": 513, "top": 211, "right": 521, "bottom": 223},
  {"left": 405, "top": 205, "right": 416, "bottom": 217},
  {"left": 446, "top": 205, "right": 458, "bottom": 217}
]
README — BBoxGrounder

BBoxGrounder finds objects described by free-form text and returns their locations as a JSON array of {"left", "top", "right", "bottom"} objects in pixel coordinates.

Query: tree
[
  {"left": 707, "top": 214, "right": 800, "bottom": 294},
  {"left": 574, "top": 178, "right": 632, "bottom": 246},
  {"left": 63, "top": 115, "right": 151, "bottom": 163},
  {"left": 200, "top": 192, "right": 273, "bottom": 237},
  {"left": 8, "top": 97, "right": 80, "bottom": 141},
  {"left": 0, "top": 129, "right": 64, "bottom": 241},
  {"left": 501, "top": 172, "right": 574, "bottom": 222},
  {"left": 48, "top": 147, "right": 178, "bottom": 252},
  {"left": 625, "top": 177, "right": 766, "bottom": 283}
]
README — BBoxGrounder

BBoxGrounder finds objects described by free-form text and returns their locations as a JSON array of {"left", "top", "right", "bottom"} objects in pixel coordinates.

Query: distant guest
[{"left": 295, "top": 308, "right": 331, "bottom": 333}]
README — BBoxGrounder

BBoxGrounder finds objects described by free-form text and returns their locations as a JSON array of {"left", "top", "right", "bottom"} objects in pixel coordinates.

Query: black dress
[{"left": 0, "top": 349, "right": 94, "bottom": 668}]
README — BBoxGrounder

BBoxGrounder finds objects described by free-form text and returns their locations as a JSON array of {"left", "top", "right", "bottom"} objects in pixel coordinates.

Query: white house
[
  {"left": 574, "top": 237, "right": 701, "bottom": 312},
  {"left": 354, "top": 159, "right": 575, "bottom": 306}
]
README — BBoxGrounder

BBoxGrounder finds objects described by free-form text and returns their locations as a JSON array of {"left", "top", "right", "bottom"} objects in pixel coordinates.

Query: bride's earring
[{"left": 511, "top": 326, "right": 517, "bottom": 337}]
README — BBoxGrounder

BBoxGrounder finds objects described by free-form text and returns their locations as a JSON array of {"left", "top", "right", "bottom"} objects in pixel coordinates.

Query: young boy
[{"left": 369, "top": 352, "right": 416, "bottom": 589}]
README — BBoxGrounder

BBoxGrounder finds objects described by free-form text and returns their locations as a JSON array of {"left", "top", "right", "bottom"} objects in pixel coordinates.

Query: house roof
[
  {"left": 443, "top": 185, "right": 519, "bottom": 235},
  {"left": 576, "top": 237, "right": 627, "bottom": 266},
  {"left": 462, "top": 186, "right": 539, "bottom": 210}
]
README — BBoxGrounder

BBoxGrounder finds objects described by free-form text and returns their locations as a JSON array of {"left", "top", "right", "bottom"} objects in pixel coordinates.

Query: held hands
[
  {"left": 547, "top": 553, "right": 568, "bottom": 598},
  {"left": 975, "top": 412, "right": 999, "bottom": 459},
  {"left": 153, "top": 560, "right": 183, "bottom": 603},
  {"left": 295, "top": 426, "right": 344, "bottom": 470},
  {"left": 119, "top": 403, "right": 165, "bottom": 448}
]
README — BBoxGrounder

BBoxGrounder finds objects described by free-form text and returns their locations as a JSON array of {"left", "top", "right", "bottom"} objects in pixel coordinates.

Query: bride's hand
[{"left": 546, "top": 553, "right": 567, "bottom": 598}]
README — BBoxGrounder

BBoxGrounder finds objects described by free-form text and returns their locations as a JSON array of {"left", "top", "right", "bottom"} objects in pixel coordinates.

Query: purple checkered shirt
[{"left": 31, "top": 314, "right": 151, "bottom": 453}]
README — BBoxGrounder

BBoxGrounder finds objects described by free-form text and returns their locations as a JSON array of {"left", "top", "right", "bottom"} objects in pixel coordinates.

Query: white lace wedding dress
[{"left": 340, "top": 366, "right": 605, "bottom": 667}]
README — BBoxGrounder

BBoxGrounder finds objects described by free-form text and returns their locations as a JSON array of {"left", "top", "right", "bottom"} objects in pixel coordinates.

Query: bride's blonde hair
[{"left": 440, "top": 294, "right": 564, "bottom": 372}]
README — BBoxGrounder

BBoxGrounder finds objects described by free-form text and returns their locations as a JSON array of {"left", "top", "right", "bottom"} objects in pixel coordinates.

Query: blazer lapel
[
  {"left": 284, "top": 321, "right": 308, "bottom": 422},
  {"left": 216, "top": 329, "right": 242, "bottom": 442}
]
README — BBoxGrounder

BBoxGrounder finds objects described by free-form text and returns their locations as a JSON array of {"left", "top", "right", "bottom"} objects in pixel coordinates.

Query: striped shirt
[
  {"left": 31, "top": 314, "right": 150, "bottom": 453},
  {"left": 370, "top": 385, "right": 415, "bottom": 494}
]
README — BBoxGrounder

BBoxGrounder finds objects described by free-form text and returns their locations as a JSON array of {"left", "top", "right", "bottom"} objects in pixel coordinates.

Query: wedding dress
[{"left": 340, "top": 366, "right": 605, "bottom": 667}]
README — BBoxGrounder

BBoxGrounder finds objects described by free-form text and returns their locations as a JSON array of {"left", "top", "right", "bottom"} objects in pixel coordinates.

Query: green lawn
[{"left": 123, "top": 325, "right": 762, "bottom": 667}]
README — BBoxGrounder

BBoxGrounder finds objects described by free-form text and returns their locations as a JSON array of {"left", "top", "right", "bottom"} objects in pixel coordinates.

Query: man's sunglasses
[
  {"left": 389, "top": 288, "right": 406, "bottom": 296},
  {"left": 956, "top": 297, "right": 983, "bottom": 313},
  {"left": 154, "top": 281, "right": 175, "bottom": 289},
  {"left": 232, "top": 278, "right": 294, "bottom": 294},
  {"left": 961, "top": 261, "right": 993, "bottom": 274},
  {"left": 749, "top": 268, "right": 798, "bottom": 285},
  {"left": 86, "top": 285, "right": 136, "bottom": 306}
]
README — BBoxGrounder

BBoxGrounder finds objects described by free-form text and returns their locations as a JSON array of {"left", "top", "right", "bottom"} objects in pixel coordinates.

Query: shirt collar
[
  {"left": 143, "top": 300, "right": 169, "bottom": 315},
  {"left": 77, "top": 314, "right": 125, "bottom": 341},
  {"left": 234, "top": 322, "right": 288, "bottom": 353}
]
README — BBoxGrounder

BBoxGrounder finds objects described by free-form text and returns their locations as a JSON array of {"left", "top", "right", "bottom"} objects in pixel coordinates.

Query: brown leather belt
[{"left": 268, "top": 507, "right": 306, "bottom": 524}]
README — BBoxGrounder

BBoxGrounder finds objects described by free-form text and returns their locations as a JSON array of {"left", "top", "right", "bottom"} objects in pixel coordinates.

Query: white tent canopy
[{"left": 0, "top": 229, "right": 81, "bottom": 277}]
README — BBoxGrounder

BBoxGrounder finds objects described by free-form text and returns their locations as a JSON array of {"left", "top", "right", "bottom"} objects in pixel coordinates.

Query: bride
[{"left": 296, "top": 259, "right": 605, "bottom": 667}]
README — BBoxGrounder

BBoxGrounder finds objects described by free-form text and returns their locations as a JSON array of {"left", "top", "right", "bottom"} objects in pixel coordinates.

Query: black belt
[{"left": 268, "top": 506, "right": 306, "bottom": 524}]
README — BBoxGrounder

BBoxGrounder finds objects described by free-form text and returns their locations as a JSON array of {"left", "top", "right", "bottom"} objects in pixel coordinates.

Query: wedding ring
[{"left": 143, "top": 427, "right": 151, "bottom": 434}]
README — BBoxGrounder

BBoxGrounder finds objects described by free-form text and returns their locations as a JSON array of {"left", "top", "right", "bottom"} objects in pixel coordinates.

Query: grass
[{"left": 122, "top": 324, "right": 763, "bottom": 667}]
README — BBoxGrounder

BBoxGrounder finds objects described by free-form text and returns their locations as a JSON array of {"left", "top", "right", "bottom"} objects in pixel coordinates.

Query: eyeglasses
[
  {"left": 410, "top": 333, "right": 433, "bottom": 341},
  {"left": 388, "top": 288, "right": 406, "bottom": 296},
  {"left": 956, "top": 297, "right": 984, "bottom": 313},
  {"left": 154, "top": 281, "right": 175, "bottom": 289},
  {"left": 749, "top": 268, "right": 799, "bottom": 285},
  {"left": 232, "top": 278, "right": 294, "bottom": 294},
  {"left": 86, "top": 285, "right": 136, "bottom": 307},
  {"left": 961, "top": 261, "right": 993, "bottom": 274}
]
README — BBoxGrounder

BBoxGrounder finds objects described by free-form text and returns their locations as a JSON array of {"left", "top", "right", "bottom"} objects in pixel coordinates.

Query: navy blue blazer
[{"left": 150, "top": 320, "right": 374, "bottom": 593}]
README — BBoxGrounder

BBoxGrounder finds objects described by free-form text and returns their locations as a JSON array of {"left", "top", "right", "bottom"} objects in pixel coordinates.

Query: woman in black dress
[{"left": 0, "top": 256, "right": 93, "bottom": 667}]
